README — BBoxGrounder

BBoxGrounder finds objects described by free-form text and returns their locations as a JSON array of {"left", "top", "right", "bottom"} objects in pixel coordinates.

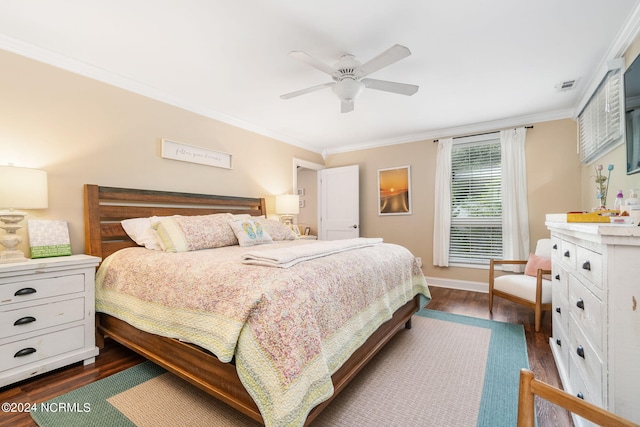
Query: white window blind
[
  {"left": 578, "top": 67, "right": 623, "bottom": 163},
  {"left": 449, "top": 138, "right": 502, "bottom": 264}
]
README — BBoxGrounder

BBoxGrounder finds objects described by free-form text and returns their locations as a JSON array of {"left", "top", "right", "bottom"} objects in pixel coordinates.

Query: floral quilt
[{"left": 95, "top": 239, "right": 430, "bottom": 426}]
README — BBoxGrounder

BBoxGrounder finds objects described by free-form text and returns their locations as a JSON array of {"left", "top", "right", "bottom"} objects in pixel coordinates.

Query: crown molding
[{"left": 323, "top": 108, "right": 576, "bottom": 156}]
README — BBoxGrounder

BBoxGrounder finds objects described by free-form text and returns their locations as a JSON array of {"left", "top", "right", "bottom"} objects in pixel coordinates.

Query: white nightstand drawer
[
  {"left": 0, "top": 274, "right": 85, "bottom": 306},
  {"left": 568, "top": 276, "right": 603, "bottom": 352},
  {"left": 552, "top": 287, "right": 569, "bottom": 336},
  {"left": 0, "top": 297, "right": 85, "bottom": 339},
  {"left": 0, "top": 325, "right": 85, "bottom": 372}
]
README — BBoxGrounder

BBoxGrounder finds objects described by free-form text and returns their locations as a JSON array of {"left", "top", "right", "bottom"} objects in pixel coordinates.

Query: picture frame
[
  {"left": 378, "top": 165, "right": 412, "bottom": 215},
  {"left": 28, "top": 220, "right": 72, "bottom": 258},
  {"left": 304, "top": 227, "right": 311, "bottom": 236}
]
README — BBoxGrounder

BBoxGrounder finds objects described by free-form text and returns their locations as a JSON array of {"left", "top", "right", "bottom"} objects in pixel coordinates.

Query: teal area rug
[{"left": 31, "top": 309, "right": 528, "bottom": 427}]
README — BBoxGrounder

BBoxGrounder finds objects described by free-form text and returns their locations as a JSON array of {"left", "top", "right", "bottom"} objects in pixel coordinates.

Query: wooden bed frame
[{"left": 84, "top": 184, "right": 420, "bottom": 425}]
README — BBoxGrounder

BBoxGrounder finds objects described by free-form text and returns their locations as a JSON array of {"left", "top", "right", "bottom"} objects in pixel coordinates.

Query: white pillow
[
  {"left": 121, "top": 216, "right": 165, "bottom": 250},
  {"left": 228, "top": 218, "right": 273, "bottom": 247}
]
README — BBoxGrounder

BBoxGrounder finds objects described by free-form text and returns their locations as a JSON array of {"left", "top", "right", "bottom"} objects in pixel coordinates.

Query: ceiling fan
[{"left": 280, "top": 44, "right": 419, "bottom": 113}]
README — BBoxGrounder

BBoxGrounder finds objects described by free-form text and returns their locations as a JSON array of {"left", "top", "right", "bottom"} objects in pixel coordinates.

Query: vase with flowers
[{"left": 595, "top": 164, "right": 614, "bottom": 209}]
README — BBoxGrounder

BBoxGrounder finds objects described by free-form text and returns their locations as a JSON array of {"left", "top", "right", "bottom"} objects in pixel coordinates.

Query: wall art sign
[
  {"left": 161, "top": 139, "right": 232, "bottom": 169},
  {"left": 378, "top": 165, "right": 412, "bottom": 215}
]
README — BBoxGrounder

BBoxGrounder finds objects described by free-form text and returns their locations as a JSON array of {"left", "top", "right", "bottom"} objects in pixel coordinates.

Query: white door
[{"left": 319, "top": 165, "right": 359, "bottom": 240}]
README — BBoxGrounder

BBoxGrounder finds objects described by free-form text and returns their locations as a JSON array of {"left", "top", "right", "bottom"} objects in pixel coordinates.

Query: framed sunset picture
[{"left": 378, "top": 165, "right": 412, "bottom": 215}]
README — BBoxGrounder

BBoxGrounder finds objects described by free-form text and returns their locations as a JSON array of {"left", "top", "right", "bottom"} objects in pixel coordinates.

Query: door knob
[{"left": 350, "top": 224, "right": 358, "bottom": 229}]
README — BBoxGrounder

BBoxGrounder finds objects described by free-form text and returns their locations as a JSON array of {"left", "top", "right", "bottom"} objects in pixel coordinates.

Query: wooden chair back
[{"left": 517, "top": 369, "right": 638, "bottom": 427}]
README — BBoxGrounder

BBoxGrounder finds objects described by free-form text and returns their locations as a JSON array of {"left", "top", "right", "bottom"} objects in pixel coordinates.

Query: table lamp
[
  {"left": 275, "top": 194, "right": 299, "bottom": 228},
  {"left": 0, "top": 165, "right": 48, "bottom": 263}
]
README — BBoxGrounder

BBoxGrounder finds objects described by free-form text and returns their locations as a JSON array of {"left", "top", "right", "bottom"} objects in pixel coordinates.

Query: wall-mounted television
[{"left": 624, "top": 54, "right": 640, "bottom": 174}]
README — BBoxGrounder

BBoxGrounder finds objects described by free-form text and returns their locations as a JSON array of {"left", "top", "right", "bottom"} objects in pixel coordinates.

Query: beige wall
[
  {"left": 325, "top": 119, "right": 580, "bottom": 284},
  {"left": 0, "top": 49, "right": 323, "bottom": 256}
]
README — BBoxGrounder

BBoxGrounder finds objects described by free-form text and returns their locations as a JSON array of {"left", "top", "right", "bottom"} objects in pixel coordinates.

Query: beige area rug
[{"left": 107, "top": 315, "right": 491, "bottom": 427}]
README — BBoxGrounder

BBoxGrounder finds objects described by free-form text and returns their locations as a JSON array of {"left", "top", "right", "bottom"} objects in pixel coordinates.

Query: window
[
  {"left": 449, "top": 137, "right": 502, "bottom": 265},
  {"left": 578, "top": 66, "right": 623, "bottom": 163}
]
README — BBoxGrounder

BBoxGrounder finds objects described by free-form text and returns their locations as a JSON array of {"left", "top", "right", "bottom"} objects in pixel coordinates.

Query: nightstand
[
  {"left": 297, "top": 235, "right": 318, "bottom": 240},
  {"left": 0, "top": 254, "right": 100, "bottom": 387}
]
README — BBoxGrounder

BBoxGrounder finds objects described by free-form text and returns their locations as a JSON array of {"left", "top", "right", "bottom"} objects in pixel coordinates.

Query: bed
[{"left": 84, "top": 184, "right": 430, "bottom": 426}]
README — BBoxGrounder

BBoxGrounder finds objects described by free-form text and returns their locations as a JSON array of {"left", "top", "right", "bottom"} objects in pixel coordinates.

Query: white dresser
[
  {"left": 546, "top": 219, "right": 640, "bottom": 426},
  {"left": 0, "top": 254, "right": 100, "bottom": 387}
]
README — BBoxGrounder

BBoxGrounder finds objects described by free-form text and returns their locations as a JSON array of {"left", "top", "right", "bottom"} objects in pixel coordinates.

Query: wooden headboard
[{"left": 83, "top": 184, "right": 267, "bottom": 260}]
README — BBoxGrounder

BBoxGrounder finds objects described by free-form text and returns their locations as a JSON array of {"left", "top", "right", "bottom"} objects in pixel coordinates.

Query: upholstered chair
[{"left": 489, "top": 239, "right": 552, "bottom": 332}]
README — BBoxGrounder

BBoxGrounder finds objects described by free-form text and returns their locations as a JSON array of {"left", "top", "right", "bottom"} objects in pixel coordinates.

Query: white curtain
[
  {"left": 432, "top": 138, "right": 453, "bottom": 267},
  {"left": 500, "top": 127, "right": 530, "bottom": 272}
]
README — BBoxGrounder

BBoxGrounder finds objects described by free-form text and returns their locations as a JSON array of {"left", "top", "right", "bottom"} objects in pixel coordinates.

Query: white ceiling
[{"left": 1, "top": 1, "right": 640, "bottom": 156}]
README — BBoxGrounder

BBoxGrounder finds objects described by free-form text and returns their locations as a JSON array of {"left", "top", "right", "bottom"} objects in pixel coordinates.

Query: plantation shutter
[
  {"left": 578, "top": 67, "right": 623, "bottom": 163},
  {"left": 449, "top": 138, "right": 502, "bottom": 264}
]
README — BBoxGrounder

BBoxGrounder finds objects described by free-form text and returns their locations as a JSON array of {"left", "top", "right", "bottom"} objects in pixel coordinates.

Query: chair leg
[{"left": 489, "top": 291, "right": 493, "bottom": 313}]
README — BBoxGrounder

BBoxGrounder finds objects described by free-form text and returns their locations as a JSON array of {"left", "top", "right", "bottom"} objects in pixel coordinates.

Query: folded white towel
[{"left": 241, "top": 237, "right": 383, "bottom": 268}]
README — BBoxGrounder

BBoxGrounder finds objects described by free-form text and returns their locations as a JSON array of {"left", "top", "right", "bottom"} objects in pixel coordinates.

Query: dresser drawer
[
  {"left": 0, "top": 274, "right": 85, "bottom": 306},
  {"left": 550, "top": 236, "right": 562, "bottom": 260},
  {"left": 0, "top": 325, "right": 85, "bottom": 372},
  {"left": 552, "top": 261, "right": 569, "bottom": 302},
  {"left": 551, "top": 320, "right": 569, "bottom": 371},
  {"left": 559, "top": 240, "right": 577, "bottom": 270},
  {"left": 575, "top": 246, "right": 603, "bottom": 291},
  {"left": 568, "top": 276, "right": 603, "bottom": 352},
  {"left": 569, "top": 353, "right": 602, "bottom": 427},
  {"left": 0, "top": 297, "right": 85, "bottom": 339},
  {"left": 568, "top": 315, "right": 603, "bottom": 400},
  {"left": 552, "top": 287, "right": 569, "bottom": 336}
]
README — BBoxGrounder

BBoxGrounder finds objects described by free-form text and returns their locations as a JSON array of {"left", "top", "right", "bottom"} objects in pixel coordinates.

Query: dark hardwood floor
[{"left": 0, "top": 286, "right": 572, "bottom": 427}]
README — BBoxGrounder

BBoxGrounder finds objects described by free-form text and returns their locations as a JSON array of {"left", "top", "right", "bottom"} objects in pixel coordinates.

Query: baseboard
[{"left": 424, "top": 276, "right": 488, "bottom": 293}]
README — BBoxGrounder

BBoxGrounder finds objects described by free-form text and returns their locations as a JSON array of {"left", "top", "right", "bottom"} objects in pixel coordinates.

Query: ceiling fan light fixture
[{"left": 332, "top": 78, "right": 365, "bottom": 102}]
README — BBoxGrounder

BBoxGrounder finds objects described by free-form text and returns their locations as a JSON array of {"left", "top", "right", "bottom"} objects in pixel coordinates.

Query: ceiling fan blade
[
  {"left": 362, "top": 78, "right": 419, "bottom": 96},
  {"left": 289, "top": 51, "right": 339, "bottom": 78},
  {"left": 280, "top": 82, "right": 335, "bottom": 99},
  {"left": 341, "top": 100, "right": 354, "bottom": 113},
  {"left": 356, "top": 44, "right": 412, "bottom": 78}
]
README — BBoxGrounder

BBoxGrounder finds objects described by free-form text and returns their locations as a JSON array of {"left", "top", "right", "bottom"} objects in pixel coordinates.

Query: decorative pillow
[
  {"left": 257, "top": 216, "right": 297, "bottom": 241},
  {"left": 121, "top": 216, "right": 166, "bottom": 250},
  {"left": 524, "top": 253, "right": 552, "bottom": 277},
  {"left": 228, "top": 218, "right": 273, "bottom": 247},
  {"left": 153, "top": 213, "right": 236, "bottom": 252}
]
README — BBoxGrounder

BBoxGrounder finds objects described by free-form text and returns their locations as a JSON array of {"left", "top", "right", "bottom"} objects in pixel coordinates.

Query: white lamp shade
[
  {"left": 275, "top": 194, "right": 299, "bottom": 215},
  {"left": 0, "top": 166, "right": 48, "bottom": 209}
]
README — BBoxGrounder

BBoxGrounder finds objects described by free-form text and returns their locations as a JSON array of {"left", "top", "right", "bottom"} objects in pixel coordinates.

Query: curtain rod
[{"left": 433, "top": 125, "right": 533, "bottom": 143}]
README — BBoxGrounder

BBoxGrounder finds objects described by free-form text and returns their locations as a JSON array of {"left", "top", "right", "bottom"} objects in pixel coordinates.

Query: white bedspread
[{"left": 241, "top": 237, "right": 383, "bottom": 268}]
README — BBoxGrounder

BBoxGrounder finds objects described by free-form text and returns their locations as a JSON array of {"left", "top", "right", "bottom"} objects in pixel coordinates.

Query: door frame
[{"left": 293, "top": 158, "right": 324, "bottom": 236}]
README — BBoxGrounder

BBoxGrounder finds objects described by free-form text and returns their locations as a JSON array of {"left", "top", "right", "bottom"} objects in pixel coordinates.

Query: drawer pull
[
  {"left": 577, "top": 345, "right": 585, "bottom": 358},
  {"left": 14, "top": 347, "right": 37, "bottom": 358},
  {"left": 13, "top": 316, "right": 36, "bottom": 326},
  {"left": 564, "top": 250, "right": 570, "bottom": 258},
  {"left": 556, "top": 338, "right": 562, "bottom": 347},
  {"left": 14, "top": 287, "right": 37, "bottom": 296},
  {"left": 576, "top": 298, "right": 585, "bottom": 310},
  {"left": 555, "top": 306, "right": 562, "bottom": 314},
  {"left": 577, "top": 392, "right": 584, "bottom": 400},
  {"left": 555, "top": 274, "right": 560, "bottom": 281},
  {"left": 582, "top": 261, "right": 591, "bottom": 271},
  {"left": 553, "top": 244, "right": 558, "bottom": 250}
]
